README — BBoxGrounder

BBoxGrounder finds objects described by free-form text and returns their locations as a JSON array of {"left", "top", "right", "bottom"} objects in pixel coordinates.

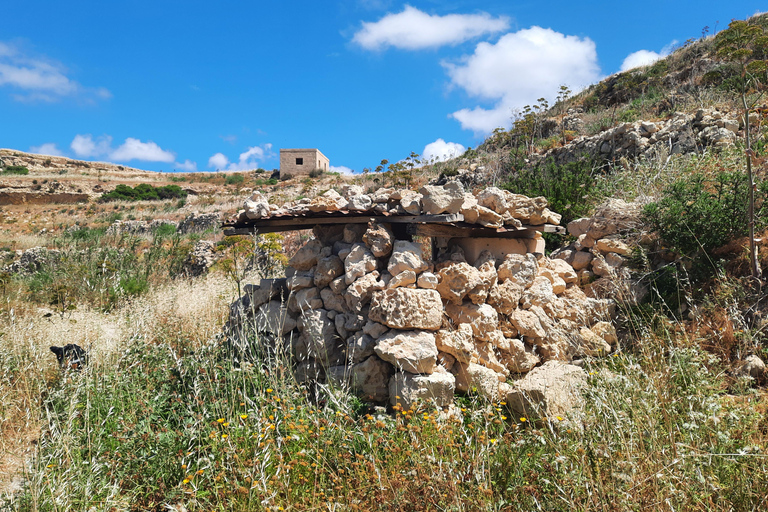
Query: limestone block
[
  {"left": 350, "top": 356, "right": 393, "bottom": 402},
  {"left": 544, "top": 258, "right": 578, "bottom": 284},
  {"left": 390, "top": 367, "right": 455, "bottom": 409},
  {"left": 445, "top": 302, "right": 498, "bottom": 342},
  {"left": 498, "top": 253, "right": 539, "bottom": 288},
  {"left": 374, "top": 330, "right": 438, "bottom": 374},
  {"left": 287, "top": 272, "right": 314, "bottom": 291},
  {"left": 347, "top": 331, "right": 377, "bottom": 364},
  {"left": 436, "top": 262, "right": 483, "bottom": 305},
  {"left": 487, "top": 280, "right": 524, "bottom": 315},
  {"left": 510, "top": 309, "right": 547, "bottom": 339},
  {"left": 244, "top": 192, "right": 270, "bottom": 219},
  {"left": 476, "top": 186, "right": 509, "bottom": 214},
  {"left": 289, "top": 287, "right": 323, "bottom": 313},
  {"left": 567, "top": 218, "right": 591, "bottom": 237},
  {"left": 387, "top": 240, "right": 428, "bottom": 276},
  {"left": 736, "top": 355, "right": 766, "bottom": 379},
  {"left": 574, "top": 326, "right": 612, "bottom": 356},
  {"left": 347, "top": 194, "right": 373, "bottom": 211},
  {"left": 591, "top": 321, "right": 617, "bottom": 346},
  {"left": 400, "top": 193, "right": 422, "bottom": 215},
  {"left": 343, "top": 224, "right": 368, "bottom": 244},
  {"left": 369, "top": 288, "right": 443, "bottom": 330},
  {"left": 388, "top": 270, "right": 417, "bottom": 289},
  {"left": 289, "top": 239, "right": 323, "bottom": 271},
  {"left": 453, "top": 362, "right": 501, "bottom": 400},
  {"left": 468, "top": 260, "right": 498, "bottom": 305},
  {"left": 498, "top": 338, "right": 540, "bottom": 373},
  {"left": 344, "top": 243, "right": 377, "bottom": 284},
  {"left": 314, "top": 255, "right": 344, "bottom": 288},
  {"left": 417, "top": 271, "right": 438, "bottom": 289},
  {"left": 505, "top": 361, "right": 587, "bottom": 422},
  {"left": 363, "top": 222, "right": 394, "bottom": 257},
  {"left": 253, "top": 300, "right": 297, "bottom": 336},
  {"left": 308, "top": 189, "right": 347, "bottom": 212},
  {"left": 520, "top": 276, "right": 555, "bottom": 309},
  {"left": 320, "top": 287, "right": 348, "bottom": 314},
  {"left": 244, "top": 278, "right": 287, "bottom": 309},
  {"left": 435, "top": 326, "right": 476, "bottom": 364},
  {"left": 345, "top": 271, "right": 385, "bottom": 312},
  {"left": 595, "top": 238, "right": 631, "bottom": 256},
  {"left": 363, "top": 320, "right": 389, "bottom": 339},
  {"left": 420, "top": 182, "right": 464, "bottom": 214}
]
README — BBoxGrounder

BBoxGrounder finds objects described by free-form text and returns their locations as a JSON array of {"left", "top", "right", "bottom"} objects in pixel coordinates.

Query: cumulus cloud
[
  {"left": 330, "top": 165, "right": 355, "bottom": 175},
  {"left": 422, "top": 139, "right": 465, "bottom": 163},
  {"left": 445, "top": 27, "right": 600, "bottom": 133},
  {"left": 619, "top": 41, "right": 677, "bottom": 72},
  {"left": 353, "top": 5, "right": 509, "bottom": 51},
  {"left": 174, "top": 160, "right": 198, "bottom": 172},
  {"left": 110, "top": 138, "right": 175, "bottom": 163},
  {"left": 207, "top": 143, "right": 274, "bottom": 171},
  {"left": 0, "top": 41, "right": 111, "bottom": 103},
  {"left": 71, "top": 134, "right": 113, "bottom": 158},
  {"left": 29, "top": 143, "right": 64, "bottom": 157}
]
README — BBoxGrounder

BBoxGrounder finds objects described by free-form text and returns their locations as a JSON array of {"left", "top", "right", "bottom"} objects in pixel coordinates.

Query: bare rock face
[
  {"left": 344, "top": 243, "right": 377, "bottom": 284},
  {"left": 505, "top": 361, "right": 587, "bottom": 423},
  {"left": 289, "top": 239, "right": 324, "bottom": 271},
  {"left": 374, "top": 330, "right": 438, "bottom": 374},
  {"left": 420, "top": 181, "right": 464, "bottom": 214},
  {"left": 369, "top": 288, "right": 443, "bottom": 330},
  {"left": 389, "top": 367, "right": 455, "bottom": 409},
  {"left": 388, "top": 240, "right": 428, "bottom": 276},
  {"left": 363, "top": 222, "right": 395, "bottom": 257},
  {"left": 436, "top": 262, "right": 483, "bottom": 305},
  {"left": 498, "top": 254, "right": 539, "bottom": 288}
]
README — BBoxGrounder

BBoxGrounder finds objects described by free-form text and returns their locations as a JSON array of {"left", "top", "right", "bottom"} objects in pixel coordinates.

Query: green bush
[
  {"left": 502, "top": 157, "right": 604, "bottom": 225},
  {"left": 2, "top": 165, "right": 29, "bottom": 175},
  {"left": 225, "top": 173, "right": 245, "bottom": 185},
  {"left": 308, "top": 168, "right": 324, "bottom": 178},
  {"left": 643, "top": 171, "right": 768, "bottom": 256},
  {"left": 100, "top": 183, "right": 187, "bottom": 202}
]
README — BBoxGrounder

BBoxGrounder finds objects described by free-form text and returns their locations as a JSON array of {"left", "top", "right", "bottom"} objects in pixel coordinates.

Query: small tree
[{"left": 715, "top": 17, "right": 768, "bottom": 280}]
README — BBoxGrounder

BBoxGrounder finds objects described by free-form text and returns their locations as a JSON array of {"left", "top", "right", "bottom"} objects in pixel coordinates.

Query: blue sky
[{"left": 1, "top": 1, "right": 765, "bottom": 174}]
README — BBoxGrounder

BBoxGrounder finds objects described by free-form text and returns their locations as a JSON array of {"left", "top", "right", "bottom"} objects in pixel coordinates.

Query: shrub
[
  {"left": 100, "top": 183, "right": 187, "bottom": 202},
  {"left": 643, "top": 171, "right": 768, "bottom": 257},
  {"left": 225, "top": 173, "right": 245, "bottom": 185},
  {"left": 308, "top": 168, "right": 324, "bottom": 178},
  {"left": 2, "top": 165, "right": 29, "bottom": 175},
  {"left": 502, "top": 156, "right": 604, "bottom": 225}
]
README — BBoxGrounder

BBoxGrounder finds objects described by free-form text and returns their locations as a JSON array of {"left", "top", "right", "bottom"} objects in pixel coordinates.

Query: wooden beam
[{"left": 406, "top": 223, "right": 537, "bottom": 239}]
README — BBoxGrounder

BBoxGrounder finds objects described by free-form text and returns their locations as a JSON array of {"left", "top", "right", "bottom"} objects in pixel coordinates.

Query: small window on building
[{"left": 296, "top": 158, "right": 303, "bottom": 165}]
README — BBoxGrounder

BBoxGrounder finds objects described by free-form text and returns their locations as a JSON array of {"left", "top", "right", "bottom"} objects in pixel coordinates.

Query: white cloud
[
  {"left": 620, "top": 50, "right": 662, "bottom": 72},
  {"left": 174, "top": 160, "right": 198, "bottom": 172},
  {"left": 422, "top": 139, "right": 465, "bottom": 163},
  {"left": 445, "top": 27, "right": 600, "bottom": 133},
  {"left": 110, "top": 138, "right": 176, "bottom": 163},
  {"left": 29, "top": 143, "right": 64, "bottom": 157},
  {"left": 71, "top": 134, "right": 113, "bottom": 158},
  {"left": 353, "top": 5, "right": 509, "bottom": 51},
  {"left": 208, "top": 152, "right": 229, "bottom": 170},
  {"left": 330, "top": 165, "right": 355, "bottom": 175},
  {"left": 0, "top": 41, "right": 111, "bottom": 103},
  {"left": 619, "top": 41, "right": 676, "bottom": 72},
  {"left": 207, "top": 143, "right": 274, "bottom": 171}
]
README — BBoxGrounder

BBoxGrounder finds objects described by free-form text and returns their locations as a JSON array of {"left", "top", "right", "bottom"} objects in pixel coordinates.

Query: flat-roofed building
[{"left": 279, "top": 148, "right": 329, "bottom": 177}]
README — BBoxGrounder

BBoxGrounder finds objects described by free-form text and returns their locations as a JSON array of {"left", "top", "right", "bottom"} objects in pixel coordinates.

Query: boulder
[
  {"left": 736, "top": 355, "right": 766, "bottom": 379},
  {"left": 444, "top": 302, "right": 498, "bottom": 342},
  {"left": 453, "top": 362, "right": 501, "bottom": 400},
  {"left": 308, "top": 189, "right": 347, "bottom": 212},
  {"left": 253, "top": 300, "right": 297, "bottom": 336},
  {"left": 417, "top": 272, "right": 438, "bottom": 289},
  {"left": 595, "top": 238, "right": 632, "bottom": 256},
  {"left": 510, "top": 309, "right": 547, "bottom": 339},
  {"left": 347, "top": 332, "right": 377, "bottom": 364},
  {"left": 374, "top": 330, "right": 438, "bottom": 374},
  {"left": 400, "top": 193, "right": 422, "bottom": 215},
  {"left": 369, "top": 288, "right": 443, "bottom": 330},
  {"left": 497, "top": 253, "right": 539, "bottom": 288},
  {"left": 348, "top": 356, "right": 393, "bottom": 402},
  {"left": 244, "top": 192, "right": 270, "bottom": 219},
  {"left": 347, "top": 194, "right": 373, "bottom": 211},
  {"left": 388, "top": 270, "right": 417, "bottom": 289},
  {"left": 314, "top": 255, "right": 344, "bottom": 288},
  {"left": 345, "top": 271, "right": 385, "bottom": 312},
  {"left": 435, "top": 326, "right": 477, "bottom": 364},
  {"left": 487, "top": 280, "right": 524, "bottom": 315},
  {"left": 497, "top": 338, "right": 540, "bottom": 373}
]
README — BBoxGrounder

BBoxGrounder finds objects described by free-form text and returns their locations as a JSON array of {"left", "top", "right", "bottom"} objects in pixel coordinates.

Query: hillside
[{"left": 2, "top": 14, "right": 768, "bottom": 511}]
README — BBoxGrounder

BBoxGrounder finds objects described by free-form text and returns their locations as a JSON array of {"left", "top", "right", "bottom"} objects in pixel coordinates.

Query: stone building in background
[{"left": 279, "top": 148, "right": 329, "bottom": 177}]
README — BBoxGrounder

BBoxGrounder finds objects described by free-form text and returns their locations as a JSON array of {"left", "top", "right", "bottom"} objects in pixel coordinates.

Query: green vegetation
[
  {"left": 100, "top": 183, "right": 188, "bottom": 202},
  {"left": 225, "top": 173, "right": 245, "bottom": 185},
  {"left": 2, "top": 165, "right": 29, "bottom": 175}
]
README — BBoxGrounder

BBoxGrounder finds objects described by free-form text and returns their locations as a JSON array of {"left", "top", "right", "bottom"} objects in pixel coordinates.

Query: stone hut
[
  {"left": 279, "top": 148, "right": 329, "bottom": 177},
  {"left": 223, "top": 182, "right": 617, "bottom": 419}
]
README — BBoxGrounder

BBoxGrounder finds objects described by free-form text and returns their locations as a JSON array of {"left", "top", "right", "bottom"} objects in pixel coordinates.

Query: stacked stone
[
  {"left": 228, "top": 191, "right": 617, "bottom": 410},
  {"left": 239, "top": 183, "right": 562, "bottom": 230}
]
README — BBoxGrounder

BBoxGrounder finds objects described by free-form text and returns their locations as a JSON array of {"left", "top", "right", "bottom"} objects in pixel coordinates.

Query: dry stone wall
[{"left": 227, "top": 183, "right": 617, "bottom": 414}]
